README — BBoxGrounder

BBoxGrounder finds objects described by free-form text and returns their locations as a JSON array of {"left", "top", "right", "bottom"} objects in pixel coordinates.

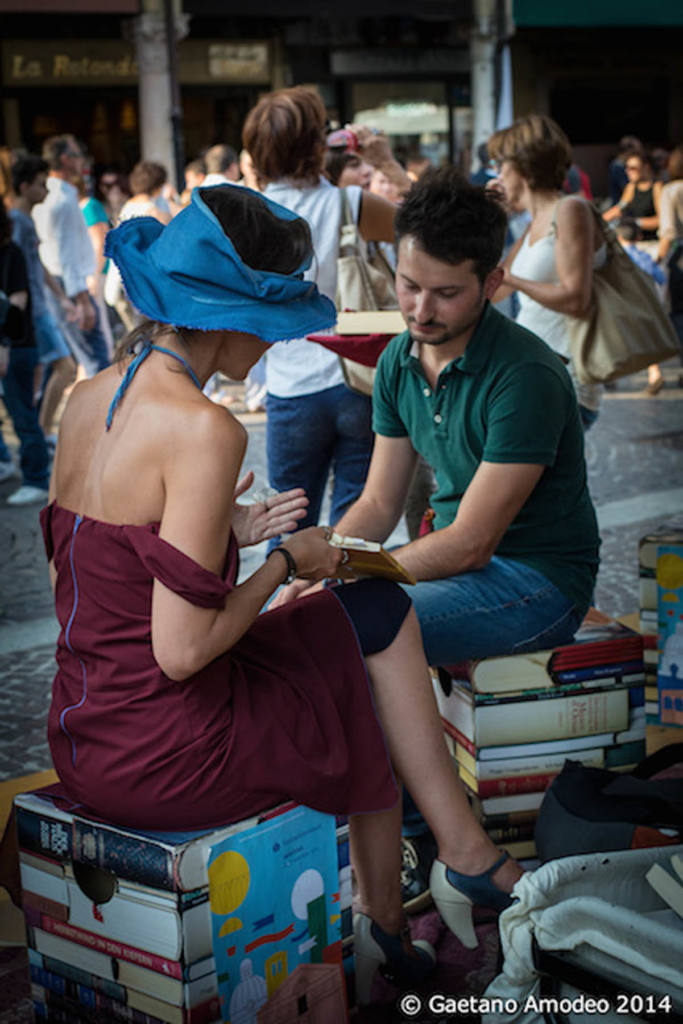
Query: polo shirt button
[
  {"left": 434, "top": 413, "right": 442, "bottom": 424},
  {"left": 423, "top": 387, "right": 431, "bottom": 396}
]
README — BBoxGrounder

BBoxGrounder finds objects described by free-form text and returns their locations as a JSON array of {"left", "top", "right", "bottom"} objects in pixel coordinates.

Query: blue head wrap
[{"left": 104, "top": 185, "right": 336, "bottom": 342}]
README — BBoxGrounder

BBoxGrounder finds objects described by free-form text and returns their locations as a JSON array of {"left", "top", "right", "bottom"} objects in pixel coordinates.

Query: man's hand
[
  {"left": 74, "top": 292, "right": 96, "bottom": 332},
  {"left": 0, "top": 345, "right": 9, "bottom": 380},
  {"left": 60, "top": 296, "right": 80, "bottom": 323},
  {"left": 231, "top": 471, "right": 308, "bottom": 548}
]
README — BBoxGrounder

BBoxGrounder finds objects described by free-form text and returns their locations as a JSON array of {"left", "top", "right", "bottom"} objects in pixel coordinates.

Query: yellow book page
[{"left": 329, "top": 533, "right": 416, "bottom": 585}]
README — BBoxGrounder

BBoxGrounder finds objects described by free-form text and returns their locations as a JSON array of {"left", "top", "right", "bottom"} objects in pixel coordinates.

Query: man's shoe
[
  {"left": 401, "top": 832, "right": 438, "bottom": 914},
  {"left": 0, "top": 460, "right": 18, "bottom": 483},
  {"left": 6, "top": 485, "right": 49, "bottom": 506}
]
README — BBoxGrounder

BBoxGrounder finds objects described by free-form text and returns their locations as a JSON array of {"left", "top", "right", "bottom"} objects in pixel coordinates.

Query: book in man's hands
[{"left": 329, "top": 532, "right": 416, "bottom": 585}]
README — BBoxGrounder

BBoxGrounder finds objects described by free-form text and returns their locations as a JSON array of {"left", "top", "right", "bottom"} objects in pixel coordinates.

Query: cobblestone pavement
[{"left": 0, "top": 367, "right": 681, "bottom": 781}]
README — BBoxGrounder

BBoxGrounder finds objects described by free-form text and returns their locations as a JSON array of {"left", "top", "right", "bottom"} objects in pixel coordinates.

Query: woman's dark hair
[
  {"left": 115, "top": 186, "right": 314, "bottom": 363},
  {"left": 325, "top": 150, "right": 361, "bottom": 186},
  {"left": 488, "top": 114, "right": 572, "bottom": 191},
  {"left": 242, "top": 87, "right": 327, "bottom": 186},
  {"left": 395, "top": 167, "right": 507, "bottom": 284},
  {"left": 201, "top": 184, "right": 312, "bottom": 276},
  {"left": 128, "top": 160, "right": 167, "bottom": 196}
]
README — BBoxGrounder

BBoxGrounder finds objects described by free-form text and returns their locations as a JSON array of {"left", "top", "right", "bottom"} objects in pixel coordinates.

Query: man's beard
[{"left": 407, "top": 304, "right": 484, "bottom": 348}]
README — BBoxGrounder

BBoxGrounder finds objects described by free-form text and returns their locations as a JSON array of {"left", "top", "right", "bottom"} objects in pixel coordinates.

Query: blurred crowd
[{"left": 1, "top": 100, "right": 682, "bottom": 510}]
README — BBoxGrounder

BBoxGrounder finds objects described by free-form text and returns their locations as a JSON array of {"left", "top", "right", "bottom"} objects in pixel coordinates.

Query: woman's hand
[
  {"left": 280, "top": 526, "right": 343, "bottom": 581},
  {"left": 231, "top": 470, "right": 309, "bottom": 547}
]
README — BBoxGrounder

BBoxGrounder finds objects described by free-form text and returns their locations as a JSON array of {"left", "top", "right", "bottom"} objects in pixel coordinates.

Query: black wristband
[{"left": 266, "top": 546, "right": 298, "bottom": 585}]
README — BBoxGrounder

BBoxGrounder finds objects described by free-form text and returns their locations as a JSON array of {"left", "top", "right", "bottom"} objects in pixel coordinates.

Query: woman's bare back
[{"left": 51, "top": 356, "right": 229, "bottom": 527}]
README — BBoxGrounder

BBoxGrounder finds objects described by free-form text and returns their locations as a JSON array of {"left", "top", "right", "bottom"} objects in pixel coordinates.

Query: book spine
[
  {"left": 39, "top": 913, "right": 183, "bottom": 980},
  {"left": 553, "top": 660, "right": 644, "bottom": 683},
  {"left": 474, "top": 688, "right": 628, "bottom": 746},
  {"left": 16, "top": 807, "right": 73, "bottom": 864},
  {"left": 32, "top": 983, "right": 163, "bottom": 1024},
  {"left": 470, "top": 678, "right": 639, "bottom": 707},
  {"left": 475, "top": 771, "right": 558, "bottom": 799},
  {"left": 72, "top": 820, "right": 176, "bottom": 892},
  {"left": 38, "top": 953, "right": 127, "bottom": 1003},
  {"left": 483, "top": 823, "right": 537, "bottom": 843},
  {"left": 441, "top": 718, "right": 476, "bottom": 756},
  {"left": 481, "top": 809, "right": 540, "bottom": 829}
]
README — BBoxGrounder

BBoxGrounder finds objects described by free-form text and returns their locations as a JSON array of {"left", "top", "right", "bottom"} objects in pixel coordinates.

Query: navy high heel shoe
[
  {"left": 430, "top": 851, "right": 515, "bottom": 949},
  {"left": 353, "top": 912, "right": 436, "bottom": 1005}
]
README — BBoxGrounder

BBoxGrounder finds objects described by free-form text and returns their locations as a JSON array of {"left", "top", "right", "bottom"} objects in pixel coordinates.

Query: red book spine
[
  {"left": 476, "top": 771, "right": 558, "bottom": 799},
  {"left": 441, "top": 718, "right": 476, "bottom": 756},
  {"left": 40, "top": 913, "right": 183, "bottom": 979}
]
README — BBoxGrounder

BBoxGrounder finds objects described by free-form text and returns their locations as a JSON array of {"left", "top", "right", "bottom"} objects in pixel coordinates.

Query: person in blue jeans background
[
  {"left": 242, "top": 87, "right": 397, "bottom": 539},
  {"left": 274, "top": 169, "right": 600, "bottom": 912},
  {"left": 0, "top": 203, "right": 50, "bottom": 505}
]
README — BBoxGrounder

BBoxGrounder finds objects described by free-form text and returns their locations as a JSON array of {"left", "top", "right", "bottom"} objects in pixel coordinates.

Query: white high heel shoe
[{"left": 430, "top": 852, "right": 514, "bottom": 949}]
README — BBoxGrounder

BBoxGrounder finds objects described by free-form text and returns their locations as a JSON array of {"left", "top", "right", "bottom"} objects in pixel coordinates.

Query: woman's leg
[
  {"left": 363, "top": 608, "right": 522, "bottom": 894},
  {"left": 349, "top": 802, "right": 404, "bottom": 935}
]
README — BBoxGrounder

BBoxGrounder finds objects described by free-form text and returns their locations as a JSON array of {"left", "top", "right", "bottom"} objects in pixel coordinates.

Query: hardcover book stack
[
  {"left": 15, "top": 787, "right": 346, "bottom": 1023},
  {"left": 638, "top": 522, "right": 683, "bottom": 725},
  {"left": 432, "top": 610, "right": 646, "bottom": 862}
]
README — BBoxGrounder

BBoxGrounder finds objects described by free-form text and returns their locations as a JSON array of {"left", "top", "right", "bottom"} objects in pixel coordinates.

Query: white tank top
[
  {"left": 263, "top": 178, "right": 362, "bottom": 398},
  {"left": 511, "top": 203, "right": 606, "bottom": 411}
]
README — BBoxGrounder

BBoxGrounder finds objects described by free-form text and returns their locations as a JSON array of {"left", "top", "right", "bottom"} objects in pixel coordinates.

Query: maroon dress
[{"left": 40, "top": 502, "right": 397, "bottom": 830}]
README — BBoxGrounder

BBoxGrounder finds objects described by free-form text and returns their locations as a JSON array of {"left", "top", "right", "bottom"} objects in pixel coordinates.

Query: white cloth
[
  {"left": 511, "top": 211, "right": 606, "bottom": 412},
  {"left": 117, "top": 197, "right": 157, "bottom": 222},
  {"left": 483, "top": 845, "right": 683, "bottom": 1024},
  {"left": 262, "top": 178, "right": 362, "bottom": 398},
  {"left": 202, "top": 173, "right": 231, "bottom": 187},
  {"left": 33, "top": 177, "right": 96, "bottom": 299}
]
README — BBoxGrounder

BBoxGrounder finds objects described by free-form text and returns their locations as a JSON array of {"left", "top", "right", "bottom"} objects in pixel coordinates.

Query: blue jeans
[
  {"left": 400, "top": 556, "right": 583, "bottom": 836},
  {"left": 34, "top": 310, "right": 72, "bottom": 364},
  {"left": 266, "top": 384, "right": 373, "bottom": 538},
  {"left": 57, "top": 286, "right": 109, "bottom": 377},
  {"left": 1, "top": 346, "right": 50, "bottom": 489},
  {"left": 579, "top": 405, "right": 599, "bottom": 431},
  {"left": 0, "top": 421, "right": 11, "bottom": 464}
]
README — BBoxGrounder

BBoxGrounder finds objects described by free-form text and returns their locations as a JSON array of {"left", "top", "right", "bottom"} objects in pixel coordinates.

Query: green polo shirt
[{"left": 373, "top": 302, "right": 600, "bottom": 614}]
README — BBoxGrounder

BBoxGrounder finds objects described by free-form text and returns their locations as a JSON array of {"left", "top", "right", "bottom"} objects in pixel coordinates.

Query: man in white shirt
[
  {"left": 202, "top": 144, "right": 240, "bottom": 187},
  {"left": 32, "top": 135, "right": 109, "bottom": 377}
]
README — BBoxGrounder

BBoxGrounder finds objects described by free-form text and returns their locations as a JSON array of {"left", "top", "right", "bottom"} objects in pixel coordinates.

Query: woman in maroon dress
[{"left": 44, "top": 184, "right": 522, "bottom": 1002}]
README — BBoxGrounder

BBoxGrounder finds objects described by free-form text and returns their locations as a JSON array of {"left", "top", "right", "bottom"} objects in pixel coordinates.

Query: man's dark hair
[
  {"left": 204, "top": 144, "right": 238, "bottom": 176},
  {"left": 42, "top": 134, "right": 78, "bottom": 171},
  {"left": 12, "top": 154, "right": 48, "bottom": 193},
  {"left": 395, "top": 167, "right": 507, "bottom": 283}
]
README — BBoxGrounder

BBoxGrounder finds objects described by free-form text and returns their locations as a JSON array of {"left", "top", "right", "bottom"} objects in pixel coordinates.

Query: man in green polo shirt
[{"left": 278, "top": 167, "right": 600, "bottom": 907}]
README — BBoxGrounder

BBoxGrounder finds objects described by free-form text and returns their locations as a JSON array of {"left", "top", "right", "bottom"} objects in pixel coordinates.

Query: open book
[
  {"left": 329, "top": 532, "right": 416, "bottom": 585},
  {"left": 335, "top": 310, "right": 406, "bottom": 335}
]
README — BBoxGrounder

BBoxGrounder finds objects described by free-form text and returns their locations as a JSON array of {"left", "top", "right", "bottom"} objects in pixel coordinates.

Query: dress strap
[{"left": 105, "top": 341, "right": 202, "bottom": 431}]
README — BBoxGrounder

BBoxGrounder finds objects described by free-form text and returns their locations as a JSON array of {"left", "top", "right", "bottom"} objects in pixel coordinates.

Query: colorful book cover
[
  {"left": 657, "top": 543, "right": 683, "bottom": 727},
  {"left": 207, "top": 804, "right": 340, "bottom": 1023}
]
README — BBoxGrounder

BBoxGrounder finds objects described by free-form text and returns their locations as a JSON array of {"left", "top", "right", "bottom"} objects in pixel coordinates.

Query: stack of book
[
  {"left": 15, "top": 788, "right": 346, "bottom": 1023},
  {"left": 432, "top": 610, "right": 646, "bottom": 863}
]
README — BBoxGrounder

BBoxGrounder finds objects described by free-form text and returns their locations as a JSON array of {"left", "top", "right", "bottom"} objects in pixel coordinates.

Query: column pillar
[
  {"left": 128, "top": 7, "right": 189, "bottom": 171},
  {"left": 470, "top": 0, "right": 497, "bottom": 173}
]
